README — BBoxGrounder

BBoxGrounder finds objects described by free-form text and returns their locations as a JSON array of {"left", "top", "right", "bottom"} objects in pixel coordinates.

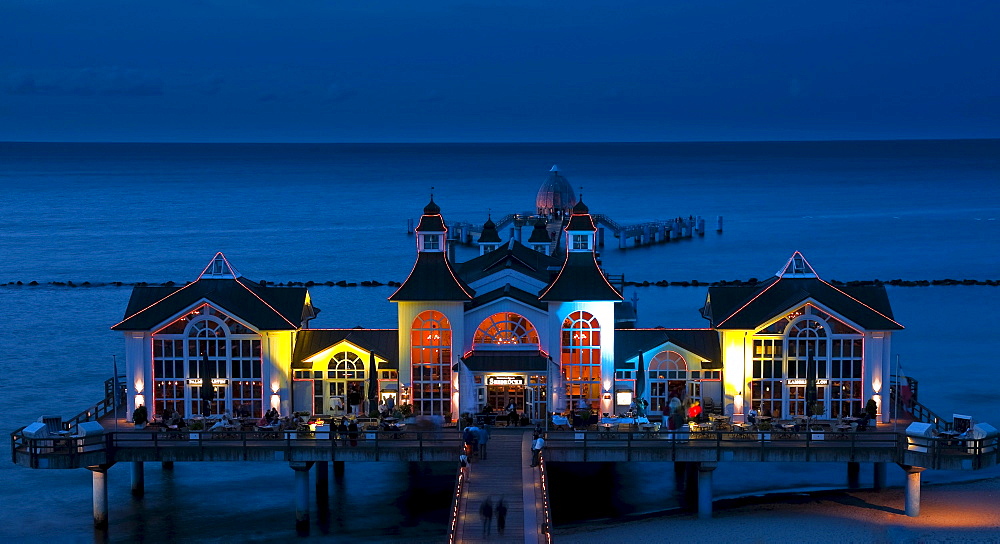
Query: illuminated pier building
[{"left": 113, "top": 181, "right": 902, "bottom": 426}]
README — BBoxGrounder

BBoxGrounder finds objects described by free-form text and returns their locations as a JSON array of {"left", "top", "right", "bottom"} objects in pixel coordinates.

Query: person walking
[
  {"left": 479, "top": 496, "right": 494, "bottom": 537},
  {"left": 496, "top": 496, "right": 507, "bottom": 536},
  {"left": 477, "top": 424, "right": 490, "bottom": 460},
  {"left": 530, "top": 431, "right": 545, "bottom": 467}
]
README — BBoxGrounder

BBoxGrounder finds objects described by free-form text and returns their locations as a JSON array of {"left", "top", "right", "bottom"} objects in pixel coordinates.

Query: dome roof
[
  {"left": 528, "top": 218, "right": 551, "bottom": 243},
  {"left": 536, "top": 165, "right": 577, "bottom": 215},
  {"left": 572, "top": 198, "right": 589, "bottom": 214},
  {"left": 478, "top": 215, "right": 502, "bottom": 243},
  {"left": 423, "top": 196, "right": 441, "bottom": 215}
]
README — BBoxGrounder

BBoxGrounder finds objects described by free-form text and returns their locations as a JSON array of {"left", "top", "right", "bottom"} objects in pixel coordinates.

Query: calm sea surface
[{"left": 1, "top": 140, "right": 999, "bottom": 540}]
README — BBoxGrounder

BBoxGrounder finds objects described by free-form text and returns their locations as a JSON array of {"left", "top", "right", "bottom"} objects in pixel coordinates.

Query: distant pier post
[
  {"left": 902, "top": 465, "right": 925, "bottom": 517},
  {"left": 697, "top": 217, "right": 706, "bottom": 236},
  {"left": 291, "top": 461, "right": 314, "bottom": 527},
  {"left": 131, "top": 461, "right": 145, "bottom": 498},
  {"left": 716, "top": 215, "right": 723, "bottom": 233},
  {"left": 697, "top": 463, "right": 717, "bottom": 519},
  {"left": 598, "top": 227, "right": 605, "bottom": 248},
  {"left": 88, "top": 464, "right": 111, "bottom": 528},
  {"left": 407, "top": 218, "right": 414, "bottom": 235}
]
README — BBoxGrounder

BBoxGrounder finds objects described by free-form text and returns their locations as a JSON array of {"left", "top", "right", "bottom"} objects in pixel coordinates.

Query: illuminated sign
[
  {"left": 787, "top": 379, "right": 828, "bottom": 385},
  {"left": 487, "top": 375, "right": 524, "bottom": 386},
  {"left": 188, "top": 379, "right": 228, "bottom": 385}
]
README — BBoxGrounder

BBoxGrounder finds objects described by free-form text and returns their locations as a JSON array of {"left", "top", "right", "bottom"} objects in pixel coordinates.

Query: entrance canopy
[{"left": 460, "top": 350, "right": 550, "bottom": 372}]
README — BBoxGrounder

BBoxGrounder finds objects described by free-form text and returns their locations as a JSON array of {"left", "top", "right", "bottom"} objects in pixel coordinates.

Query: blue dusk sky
[{"left": 1, "top": 1, "right": 998, "bottom": 143}]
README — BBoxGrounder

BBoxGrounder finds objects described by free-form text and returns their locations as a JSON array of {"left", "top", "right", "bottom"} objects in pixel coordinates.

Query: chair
[{"left": 39, "top": 415, "right": 63, "bottom": 434}]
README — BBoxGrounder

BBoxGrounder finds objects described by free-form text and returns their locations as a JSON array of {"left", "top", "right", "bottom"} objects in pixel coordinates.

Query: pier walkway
[{"left": 453, "top": 430, "right": 545, "bottom": 544}]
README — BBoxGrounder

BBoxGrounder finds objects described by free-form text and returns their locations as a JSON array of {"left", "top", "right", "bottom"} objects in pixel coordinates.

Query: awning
[{"left": 460, "top": 350, "right": 551, "bottom": 372}]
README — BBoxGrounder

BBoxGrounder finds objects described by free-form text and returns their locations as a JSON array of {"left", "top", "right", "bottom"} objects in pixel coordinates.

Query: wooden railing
[{"left": 890, "top": 378, "right": 952, "bottom": 431}]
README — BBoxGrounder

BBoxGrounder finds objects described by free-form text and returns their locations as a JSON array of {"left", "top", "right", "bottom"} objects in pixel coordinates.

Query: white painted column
[
  {"left": 90, "top": 466, "right": 109, "bottom": 527},
  {"left": 697, "top": 463, "right": 716, "bottom": 519},
  {"left": 291, "top": 461, "right": 313, "bottom": 526},
  {"left": 903, "top": 465, "right": 925, "bottom": 517}
]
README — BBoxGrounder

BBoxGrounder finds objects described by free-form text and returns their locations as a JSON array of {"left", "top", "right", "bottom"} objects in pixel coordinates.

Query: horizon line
[{"left": 2, "top": 137, "right": 999, "bottom": 146}]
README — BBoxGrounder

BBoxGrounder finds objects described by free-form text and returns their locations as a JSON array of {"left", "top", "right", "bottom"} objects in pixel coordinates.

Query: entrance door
[
  {"left": 787, "top": 384, "right": 807, "bottom": 416},
  {"left": 486, "top": 385, "right": 525, "bottom": 413}
]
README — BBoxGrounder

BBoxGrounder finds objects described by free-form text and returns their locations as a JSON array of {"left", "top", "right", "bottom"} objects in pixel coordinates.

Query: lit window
[
  {"left": 423, "top": 234, "right": 440, "bottom": 250},
  {"left": 572, "top": 234, "right": 589, "bottom": 250}
]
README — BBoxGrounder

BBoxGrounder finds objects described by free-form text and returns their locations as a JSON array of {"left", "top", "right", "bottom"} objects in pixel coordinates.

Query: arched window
[
  {"left": 647, "top": 351, "right": 688, "bottom": 413},
  {"left": 152, "top": 304, "right": 262, "bottom": 419},
  {"left": 750, "top": 305, "right": 863, "bottom": 420},
  {"left": 561, "top": 311, "right": 601, "bottom": 409},
  {"left": 473, "top": 312, "right": 539, "bottom": 345},
  {"left": 411, "top": 311, "right": 452, "bottom": 417}
]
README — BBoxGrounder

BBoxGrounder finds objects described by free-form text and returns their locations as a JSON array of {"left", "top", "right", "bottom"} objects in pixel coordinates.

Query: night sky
[{"left": 2, "top": 1, "right": 997, "bottom": 143}]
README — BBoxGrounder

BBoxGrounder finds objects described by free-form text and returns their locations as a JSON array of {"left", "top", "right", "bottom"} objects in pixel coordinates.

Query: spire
[{"left": 415, "top": 193, "right": 446, "bottom": 253}]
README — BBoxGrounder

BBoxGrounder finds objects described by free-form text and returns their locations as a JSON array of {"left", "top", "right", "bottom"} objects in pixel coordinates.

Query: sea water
[{"left": 1, "top": 140, "right": 998, "bottom": 539}]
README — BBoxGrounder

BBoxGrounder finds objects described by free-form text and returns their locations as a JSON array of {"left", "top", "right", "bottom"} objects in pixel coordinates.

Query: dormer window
[
  {"left": 572, "top": 234, "right": 589, "bottom": 250},
  {"left": 482, "top": 244, "right": 497, "bottom": 253}
]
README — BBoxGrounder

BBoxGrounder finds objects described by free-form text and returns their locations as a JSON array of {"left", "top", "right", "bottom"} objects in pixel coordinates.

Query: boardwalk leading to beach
[{"left": 454, "top": 430, "right": 541, "bottom": 543}]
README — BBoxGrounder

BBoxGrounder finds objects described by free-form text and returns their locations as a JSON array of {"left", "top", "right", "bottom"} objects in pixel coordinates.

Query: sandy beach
[{"left": 556, "top": 477, "right": 1000, "bottom": 543}]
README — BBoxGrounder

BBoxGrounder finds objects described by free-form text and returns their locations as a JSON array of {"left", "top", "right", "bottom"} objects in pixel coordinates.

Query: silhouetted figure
[
  {"left": 496, "top": 497, "right": 507, "bottom": 536},
  {"left": 479, "top": 496, "right": 493, "bottom": 536}
]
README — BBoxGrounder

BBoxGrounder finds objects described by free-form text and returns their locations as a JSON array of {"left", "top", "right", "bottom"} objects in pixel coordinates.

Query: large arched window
[
  {"left": 750, "top": 304, "right": 863, "bottom": 420},
  {"left": 473, "top": 312, "right": 539, "bottom": 345},
  {"left": 561, "top": 311, "right": 601, "bottom": 409},
  {"left": 648, "top": 351, "right": 688, "bottom": 413},
  {"left": 411, "top": 311, "right": 452, "bottom": 417},
  {"left": 152, "top": 304, "right": 262, "bottom": 419}
]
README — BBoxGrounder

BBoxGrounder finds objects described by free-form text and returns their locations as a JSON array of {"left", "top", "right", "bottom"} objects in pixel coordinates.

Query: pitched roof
[
  {"left": 112, "top": 278, "right": 309, "bottom": 331},
  {"left": 389, "top": 251, "right": 475, "bottom": 301},
  {"left": 292, "top": 328, "right": 399, "bottom": 369},
  {"left": 461, "top": 350, "right": 551, "bottom": 372},
  {"left": 614, "top": 328, "right": 722, "bottom": 369},
  {"left": 467, "top": 284, "right": 548, "bottom": 311},
  {"left": 538, "top": 251, "right": 623, "bottom": 301},
  {"left": 478, "top": 216, "right": 502, "bottom": 243},
  {"left": 458, "top": 240, "right": 560, "bottom": 285},
  {"left": 705, "top": 276, "right": 902, "bottom": 330}
]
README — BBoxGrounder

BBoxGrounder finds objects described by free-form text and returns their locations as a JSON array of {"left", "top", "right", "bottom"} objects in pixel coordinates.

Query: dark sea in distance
[{"left": 1, "top": 140, "right": 998, "bottom": 541}]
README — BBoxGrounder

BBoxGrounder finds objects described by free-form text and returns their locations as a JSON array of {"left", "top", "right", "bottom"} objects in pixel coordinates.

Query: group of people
[
  {"left": 461, "top": 422, "right": 491, "bottom": 460},
  {"left": 478, "top": 496, "right": 508, "bottom": 537}
]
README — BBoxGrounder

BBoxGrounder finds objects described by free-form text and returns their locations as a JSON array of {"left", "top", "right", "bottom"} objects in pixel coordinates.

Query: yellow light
[
  {"left": 134, "top": 379, "right": 144, "bottom": 395},
  {"left": 135, "top": 394, "right": 145, "bottom": 407}
]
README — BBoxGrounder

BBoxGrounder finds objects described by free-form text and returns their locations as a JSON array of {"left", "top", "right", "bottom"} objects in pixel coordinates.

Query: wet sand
[{"left": 556, "top": 477, "right": 1000, "bottom": 543}]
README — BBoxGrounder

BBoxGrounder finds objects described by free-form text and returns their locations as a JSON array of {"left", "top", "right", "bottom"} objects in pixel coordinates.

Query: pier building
[{"left": 109, "top": 194, "right": 900, "bottom": 428}]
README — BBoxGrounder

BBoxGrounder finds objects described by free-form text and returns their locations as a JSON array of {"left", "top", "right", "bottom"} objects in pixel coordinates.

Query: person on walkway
[
  {"left": 463, "top": 423, "right": 480, "bottom": 459},
  {"left": 337, "top": 418, "right": 349, "bottom": 445},
  {"left": 496, "top": 496, "right": 507, "bottom": 536},
  {"left": 747, "top": 406, "right": 758, "bottom": 426},
  {"left": 479, "top": 496, "right": 494, "bottom": 536},
  {"left": 347, "top": 385, "right": 362, "bottom": 415},
  {"left": 347, "top": 418, "right": 359, "bottom": 446},
  {"left": 507, "top": 402, "right": 518, "bottom": 426},
  {"left": 477, "top": 424, "right": 491, "bottom": 460},
  {"left": 530, "top": 432, "right": 545, "bottom": 467}
]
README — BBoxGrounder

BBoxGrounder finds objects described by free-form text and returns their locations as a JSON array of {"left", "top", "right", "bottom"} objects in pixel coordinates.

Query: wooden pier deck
[{"left": 454, "top": 430, "right": 540, "bottom": 543}]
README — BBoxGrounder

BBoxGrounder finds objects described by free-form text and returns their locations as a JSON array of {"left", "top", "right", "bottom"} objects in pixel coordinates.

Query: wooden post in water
[
  {"left": 903, "top": 465, "right": 925, "bottom": 517},
  {"left": 716, "top": 216, "right": 724, "bottom": 233},
  {"left": 291, "top": 461, "right": 314, "bottom": 527}
]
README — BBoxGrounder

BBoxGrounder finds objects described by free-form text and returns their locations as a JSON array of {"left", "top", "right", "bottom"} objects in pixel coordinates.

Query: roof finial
[{"left": 550, "top": 164, "right": 559, "bottom": 172}]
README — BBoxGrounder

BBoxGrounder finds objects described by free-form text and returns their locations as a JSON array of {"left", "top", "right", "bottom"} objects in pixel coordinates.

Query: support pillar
[
  {"left": 901, "top": 465, "right": 925, "bottom": 517},
  {"left": 333, "top": 461, "right": 345, "bottom": 477},
  {"left": 315, "top": 462, "right": 329, "bottom": 499},
  {"left": 673, "top": 461, "right": 686, "bottom": 492},
  {"left": 131, "top": 461, "right": 145, "bottom": 498},
  {"left": 88, "top": 464, "right": 113, "bottom": 528},
  {"left": 161, "top": 461, "right": 174, "bottom": 470},
  {"left": 291, "top": 461, "right": 314, "bottom": 528},
  {"left": 873, "top": 462, "right": 887, "bottom": 491},
  {"left": 697, "top": 463, "right": 717, "bottom": 519},
  {"left": 847, "top": 462, "right": 861, "bottom": 489}
]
